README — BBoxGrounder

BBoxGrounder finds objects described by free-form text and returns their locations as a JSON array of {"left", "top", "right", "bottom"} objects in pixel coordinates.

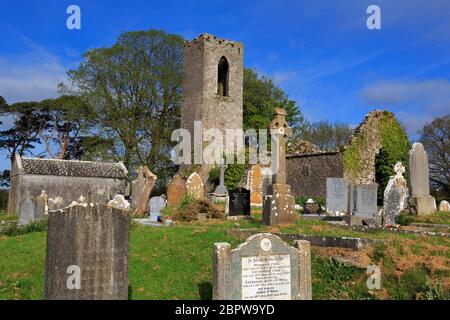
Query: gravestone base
[
  {"left": 344, "top": 216, "right": 382, "bottom": 226},
  {"left": 413, "top": 196, "right": 436, "bottom": 215},
  {"left": 263, "top": 184, "right": 297, "bottom": 226},
  {"left": 211, "top": 194, "right": 227, "bottom": 204}
]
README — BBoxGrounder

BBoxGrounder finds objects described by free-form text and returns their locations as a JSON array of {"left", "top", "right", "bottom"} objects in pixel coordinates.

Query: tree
[
  {"left": 419, "top": 115, "right": 450, "bottom": 198},
  {"left": 1, "top": 170, "right": 10, "bottom": 188},
  {"left": 38, "top": 95, "right": 92, "bottom": 159},
  {"left": 300, "top": 120, "right": 354, "bottom": 151},
  {"left": 243, "top": 68, "right": 306, "bottom": 132},
  {"left": 0, "top": 101, "right": 45, "bottom": 167},
  {"left": 66, "top": 30, "right": 184, "bottom": 185}
]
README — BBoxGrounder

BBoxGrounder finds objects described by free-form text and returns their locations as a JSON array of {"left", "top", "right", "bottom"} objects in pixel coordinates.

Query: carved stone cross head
[{"left": 268, "top": 108, "right": 292, "bottom": 139}]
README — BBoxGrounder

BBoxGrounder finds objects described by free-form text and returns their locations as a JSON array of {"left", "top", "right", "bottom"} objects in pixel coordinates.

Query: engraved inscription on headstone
[{"left": 242, "top": 254, "right": 291, "bottom": 300}]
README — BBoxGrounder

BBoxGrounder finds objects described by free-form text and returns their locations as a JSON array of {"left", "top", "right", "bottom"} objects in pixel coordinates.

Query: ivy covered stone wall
[{"left": 343, "top": 110, "right": 410, "bottom": 203}]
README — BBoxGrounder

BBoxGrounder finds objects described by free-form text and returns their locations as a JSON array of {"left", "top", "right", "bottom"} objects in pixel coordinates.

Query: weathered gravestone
[
  {"left": 326, "top": 178, "right": 349, "bottom": 213},
  {"left": 439, "top": 200, "right": 450, "bottom": 212},
  {"left": 213, "top": 233, "right": 312, "bottom": 300},
  {"left": 186, "top": 172, "right": 204, "bottom": 200},
  {"left": 263, "top": 108, "right": 297, "bottom": 225},
  {"left": 44, "top": 204, "right": 130, "bottom": 300},
  {"left": 383, "top": 162, "right": 409, "bottom": 225},
  {"left": 261, "top": 167, "right": 272, "bottom": 197},
  {"left": 228, "top": 188, "right": 251, "bottom": 216},
  {"left": 131, "top": 166, "right": 157, "bottom": 215},
  {"left": 214, "top": 163, "right": 228, "bottom": 196},
  {"left": 248, "top": 164, "right": 263, "bottom": 206},
  {"left": 167, "top": 174, "right": 187, "bottom": 206},
  {"left": 354, "top": 184, "right": 378, "bottom": 217},
  {"left": 35, "top": 190, "right": 48, "bottom": 219},
  {"left": 304, "top": 199, "right": 321, "bottom": 215},
  {"left": 149, "top": 196, "right": 166, "bottom": 222},
  {"left": 409, "top": 142, "right": 436, "bottom": 215}
]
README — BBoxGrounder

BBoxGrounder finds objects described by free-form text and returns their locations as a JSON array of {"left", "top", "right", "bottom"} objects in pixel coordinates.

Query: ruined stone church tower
[{"left": 181, "top": 33, "right": 244, "bottom": 155}]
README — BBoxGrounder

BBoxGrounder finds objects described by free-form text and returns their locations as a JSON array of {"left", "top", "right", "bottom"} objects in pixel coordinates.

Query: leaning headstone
[
  {"left": 263, "top": 108, "right": 297, "bottom": 225},
  {"left": 354, "top": 184, "right": 378, "bottom": 217},
  {"left": 228, "top": 188, "right": 251, "bottom": 216},
  {"left": 213, "top": 233, "right": 311, "bottom": 300},
  {"left": 326, "top": 178, "right": 349, "bottom": 213},
  {"left": 35, "top": 190, "right": 48, "bottom": 219},
  {"left": 439, "top": 200, "right": 450, "bottom": 212},
  {"left": 44, "top": 204, "right": 130, "bottom": 300},
  {"left": 248, "top": 165, "right": 263, "bottom": 207},
  {"left": 149, "top": 196, "right": 166, "bottom": 222},
  {"left": 130, "top": 167, "right": 145, "bottom": 210},
  {"left": 409, "top": 142, "right": 436, "bottom": 215},
  {"left": 136, "top": 167, "right": 157, "bottom": 216},
  {"left": 383, "top": 162, "right": 409, "bottom": 225},
  {"left": 167, "top": 174, "right": 187, "bottom": 206},
  {"left": 186, "top": 172, "right": 204, "bottom": 200}
]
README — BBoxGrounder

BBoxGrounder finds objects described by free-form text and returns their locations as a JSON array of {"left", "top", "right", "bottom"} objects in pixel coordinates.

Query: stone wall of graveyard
[
  {"left": 286, "top": 152, "right": 343, "bottom": 198},
  {"left": 9, "top": 174, "right": 127, "bottom": 218}
]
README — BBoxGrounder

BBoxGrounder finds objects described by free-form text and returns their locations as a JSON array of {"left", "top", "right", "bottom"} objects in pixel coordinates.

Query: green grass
[{"left": 1, "top": 213, "right": 448, "bottom": 300}]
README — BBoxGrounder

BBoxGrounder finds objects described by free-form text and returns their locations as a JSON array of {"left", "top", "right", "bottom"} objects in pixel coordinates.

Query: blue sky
[{"left": 1, "top": 0, "right": 450, "bottom": 171}]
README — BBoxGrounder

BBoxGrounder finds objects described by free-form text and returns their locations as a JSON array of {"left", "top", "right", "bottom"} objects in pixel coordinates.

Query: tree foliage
[
  {"left": 419, "top": 115, "right": 450, "bottom": 198},
  {"left": 243, "top": 68, "right": 306, "bottom": 132},
  {"left": 66, "top": 29, "right": 184, "bottom": 185}
]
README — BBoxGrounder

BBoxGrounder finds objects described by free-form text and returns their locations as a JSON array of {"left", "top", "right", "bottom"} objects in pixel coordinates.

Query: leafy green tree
[
  {"left": 419, "top": 115, "right": 450, "bottom": 199},
  {"left": 0, "top": 101, "right": 45, "bottom": 167},
  {"left": 243, "top": 68, "right": 306, "bottom": 132},
  {"left": 38, "top": 95, "right": 92, "bottom": 159},
  {"left": 1, "top": 170, "right": 10, "bottom": 188},
  {"left": 66, "top": 30, "right": 183, "bottom": 185}
]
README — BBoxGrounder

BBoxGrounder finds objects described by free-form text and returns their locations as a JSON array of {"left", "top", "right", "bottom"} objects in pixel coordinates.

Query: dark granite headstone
[
  {"left": 228, "top": 188, "right": 250, "bottom": 216},
  {"left": 44, "top": 204, "right": 130, "bottom": 300}
]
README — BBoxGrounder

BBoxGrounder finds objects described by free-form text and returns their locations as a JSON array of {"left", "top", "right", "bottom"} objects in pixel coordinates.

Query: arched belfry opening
[{"left": 217, "top": 56, "right": 229, "bottom": 96}]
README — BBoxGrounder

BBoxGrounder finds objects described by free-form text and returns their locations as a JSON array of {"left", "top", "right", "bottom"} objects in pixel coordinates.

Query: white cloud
[
  {"left": 0, "top": 38, "right": 67, "bottom": 103},
  {"left": 362, "top": 79, "right": 450, "bottom": 137}
]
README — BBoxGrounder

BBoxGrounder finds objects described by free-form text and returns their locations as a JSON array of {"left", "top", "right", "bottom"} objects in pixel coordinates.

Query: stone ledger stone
[
  {"left": 44, "top": 204, "right": 130, "bottom": 300},
  {"left": 326, "top": 178, "right": 349, "bottom": 213},
  {"left": 409, "top": 142, "right": 436, "bottom": 215},
  {"left": 213, "top": 233, "right": 311, "bottom": 300}
]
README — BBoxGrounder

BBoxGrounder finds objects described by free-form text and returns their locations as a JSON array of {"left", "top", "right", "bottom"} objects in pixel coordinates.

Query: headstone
[
  {"left": 186, "top": 172, "right": 204, "bottom": 200},
  {"left": 228, "top": 188, "right": 251, "bottom": 216},
  {"left": 167, "top": 174, "right": 187, "bottom": 206},
  {"left": 354, "top": 184, "right": 378, "bottom": 217},
  {"left": 107, "top": 194, "right": 131, "bottom": 211},
  {"left": 261, "top": 167, "right": 272, "bottom": 197},
  {"left": 439, "top": 200, "right": 449, "bottom": 212},
  {"left": 130, "top": 167, "right": 145, "bottom": 210},
  {"left": 149, "top": 196, "right": 166, "bottom": 222},
  {"left": 303, "top": 199, "right": 320, "bottom": 215},
  {"left": 214, "top": 163, "right": 228, "bottom": 196},
  {"left": 44, "top": 204, "right": 130, "bottom": 300},
  {"left": 213, "top": 233, "right": 311, "bottom": 300},
  {"left": 409, "top": 142, "right": 436, "bottom": 215},
  {"left": 248, "top": 165, "right": 263, "bottom": 206},
  {"left": 326, "top": 178, "right": 349, "bottom": 213},
  {"left": 35, "top": 190, "right": 48, "bottom": 219},
  {"left": 131, "top": 166, "right": 157, "bottom": 215},
  {"left": 383, "top": 162, "right": 409, "bottom": 225},
  {"left": 263, "top": 108, "right": 297, "bottom": 225}
]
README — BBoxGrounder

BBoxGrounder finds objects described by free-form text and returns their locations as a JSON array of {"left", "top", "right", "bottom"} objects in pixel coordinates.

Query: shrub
[
  {"left": 1, "top": 218, "right": 48, "bottom": 236},
  {"left": 170, "top": 195, "right": 223, "bottom": 222},
  {"left": 395, "top": 212, "right": 415, "bottom": 226}
]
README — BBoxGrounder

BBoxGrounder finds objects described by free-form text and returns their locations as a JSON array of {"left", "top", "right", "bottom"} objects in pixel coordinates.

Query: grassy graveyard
[{"left": 0, "top": 209, "right": 449, "bottom": 300}]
